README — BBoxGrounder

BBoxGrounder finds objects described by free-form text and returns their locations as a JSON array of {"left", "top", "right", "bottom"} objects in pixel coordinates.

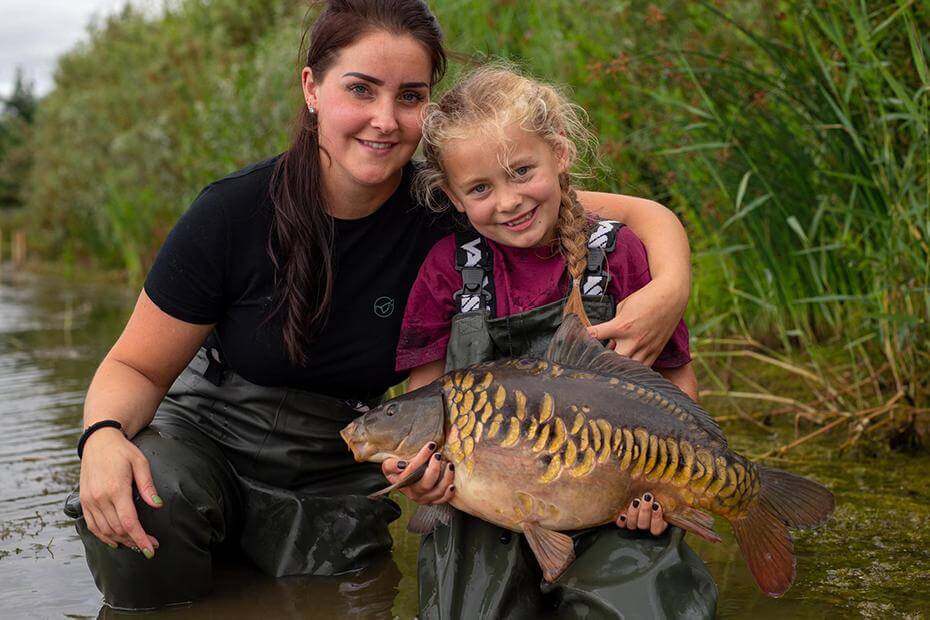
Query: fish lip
[{"left": 340, "top": 423, "right": 367, "bottom": 462}]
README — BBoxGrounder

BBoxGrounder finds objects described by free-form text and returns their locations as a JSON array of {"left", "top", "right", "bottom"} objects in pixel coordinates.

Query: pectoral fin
[
  {"left": 407, "top": 504, "right": 455, "bottom": 534},
  {"left": 664, "top": 506, "right": 722, "bottom": 543},
  {"left": 523, "top": 522, "right": 575, "bottom": 583},
  {"left": 367, "top": 461, "right": 429, "bottom": 499}
]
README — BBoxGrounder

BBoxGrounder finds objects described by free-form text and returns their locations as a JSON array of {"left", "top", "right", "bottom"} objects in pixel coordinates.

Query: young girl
[{"left": 392, "top": 67, "right": 717, "bottom": 619}]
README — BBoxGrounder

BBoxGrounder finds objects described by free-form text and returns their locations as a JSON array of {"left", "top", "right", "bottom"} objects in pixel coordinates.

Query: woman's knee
[
  {"left": 72, "top": 426, "right": 240, "bottom": 610},
  {"left": 132, "top": 425, "right": 241, "bottom": 541}
]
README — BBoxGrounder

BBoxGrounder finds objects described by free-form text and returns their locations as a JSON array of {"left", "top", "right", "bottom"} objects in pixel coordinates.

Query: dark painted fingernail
[
  {"left": 643, "top": 493, "right": 652, "bottom": 502},
  {"left": 427, "top": 442, "right": 437, "bottom": 451},
  {"left": 632, "top": 499, "right": 640, "bottom": 508},
  {"left": 433, "top": 453, "right": 442, "bottom": 461},
  {"left": 448, "top": 463, "right": 455, "bottom": 472},
  {"left": 652, "top": 502, "right": 660, "bottom": 511},
  {"left": 619, "top": 515, "right": 627, "bottom": 522},
  {"left": 500, "top": 531, "right": 512, "bottom": 544},
  {"left": 397, "top": 461, "right": 407, "bottom": 470}
]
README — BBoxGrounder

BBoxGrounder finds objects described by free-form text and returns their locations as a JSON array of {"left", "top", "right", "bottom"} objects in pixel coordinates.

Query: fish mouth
[{"left": 340, "top": 422, "right": 370, "bottom": 462}]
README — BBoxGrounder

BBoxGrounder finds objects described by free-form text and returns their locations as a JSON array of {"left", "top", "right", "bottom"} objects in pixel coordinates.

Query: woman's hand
[
  {"left": 616, "top": 492, "right": 668, "bottom": 536},
  {"left": 381, "top": 442, "right": 455, "bottom": 505},
  {"left": 588, "top": 278, "right": 687, "bottom": 367},
  {"left": 79, "top": 428, "right": 162, "bottom": 557}
]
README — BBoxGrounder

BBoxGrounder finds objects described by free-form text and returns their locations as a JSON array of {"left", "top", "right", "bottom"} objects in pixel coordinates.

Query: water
[{"left": 0, "top": 270, "right": 928, "bottom": 618}]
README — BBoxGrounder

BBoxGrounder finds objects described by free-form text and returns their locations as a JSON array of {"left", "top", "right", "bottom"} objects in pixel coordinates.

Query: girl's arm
[
  {"left": 578, "top": 192, "right": 691, "bottom": 366},
  {"left": 407, "top": 360, "right": 445, "bottom": 392},
  {"left": 657, "top": 362, "right": 698, "bottom": 401}
]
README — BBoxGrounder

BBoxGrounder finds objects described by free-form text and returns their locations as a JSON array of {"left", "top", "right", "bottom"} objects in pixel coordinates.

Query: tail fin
[{"left": 730, "top": 466, "right": 834, "bottom": 597}]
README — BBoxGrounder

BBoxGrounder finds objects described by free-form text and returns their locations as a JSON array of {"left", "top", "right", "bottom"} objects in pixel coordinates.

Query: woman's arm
[
  {"left": 79, "top": 290, "right": 212, "bottom": 558},
  {"left": 577, "top": 192, "right": 692, "bottom": 366}
]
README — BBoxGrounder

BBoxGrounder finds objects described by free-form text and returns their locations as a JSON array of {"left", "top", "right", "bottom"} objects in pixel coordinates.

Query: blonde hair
[{"left": 415, "top": 64, "right": 599, "bottom": 325}]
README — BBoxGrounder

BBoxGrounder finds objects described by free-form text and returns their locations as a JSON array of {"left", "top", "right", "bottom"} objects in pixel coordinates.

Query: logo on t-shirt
[{"left": 373, "top": 296, "right": 395, "bottom": 318}]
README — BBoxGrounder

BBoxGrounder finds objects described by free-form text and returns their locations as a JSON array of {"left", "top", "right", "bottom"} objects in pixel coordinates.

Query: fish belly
[
  {"left": 440, "top": 364, "right": 758, "bottom": 532},
  {"left": 449, "top": 443, "right": 630, "bottom": 532}
]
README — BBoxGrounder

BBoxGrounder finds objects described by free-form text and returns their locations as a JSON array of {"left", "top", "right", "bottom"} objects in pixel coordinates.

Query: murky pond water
[{"left": 0, "top": 270, "right": 928, "bottom": 618}]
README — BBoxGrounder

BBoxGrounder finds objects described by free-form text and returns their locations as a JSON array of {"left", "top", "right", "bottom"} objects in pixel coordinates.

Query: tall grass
[
  {"left": 649, "top": 1, "right": 930, "bottom": 406},
  {"left": 19, "top": 0, "right": 930, "bottom": 409}
]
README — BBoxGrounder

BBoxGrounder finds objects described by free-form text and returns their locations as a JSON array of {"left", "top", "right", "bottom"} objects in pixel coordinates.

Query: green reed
[
  {"left": 649, "top": 1, "right": 929, "bottom": 405},
  {"left": 17, "top": 0, "right": 930, "bottom": 406}
]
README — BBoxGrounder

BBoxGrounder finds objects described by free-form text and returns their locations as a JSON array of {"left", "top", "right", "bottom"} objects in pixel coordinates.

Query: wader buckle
[
  {"left": 582, "top": 220, "right": 623, "bottom": 297},
  {"left": 454, "top": 266, "right": 492, "bottom": 313},
  {"left": 204, "top": 346, "right": 227, "bottom": 386}
]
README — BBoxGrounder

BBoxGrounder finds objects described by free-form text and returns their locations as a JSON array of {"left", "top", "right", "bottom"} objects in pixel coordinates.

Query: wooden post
[{"left": 12, "top": 229, "right": 26, "bottom": 267}]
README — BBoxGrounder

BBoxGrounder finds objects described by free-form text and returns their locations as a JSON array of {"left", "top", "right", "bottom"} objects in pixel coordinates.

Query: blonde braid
[{"left": 557, "top": 172, "right": 593, "bottom": 326}]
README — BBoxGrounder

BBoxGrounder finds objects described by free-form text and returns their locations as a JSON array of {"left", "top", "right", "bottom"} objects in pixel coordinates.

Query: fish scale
[
  {"left": 342, "top": 315, "right": 834, "bottom": 596},
  {"left": 446, "top": 374, "right": 760, "bottom": 515}
]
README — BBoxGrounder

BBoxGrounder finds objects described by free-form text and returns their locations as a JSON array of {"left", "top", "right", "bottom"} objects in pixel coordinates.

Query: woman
[{"left": 66, "top": 0, "right": 693, "bottom": 611}]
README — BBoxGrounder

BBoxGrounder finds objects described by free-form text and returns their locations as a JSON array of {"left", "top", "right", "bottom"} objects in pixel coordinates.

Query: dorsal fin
[{"left": 546, "top": 314, "right": 727, "bottom": 446}]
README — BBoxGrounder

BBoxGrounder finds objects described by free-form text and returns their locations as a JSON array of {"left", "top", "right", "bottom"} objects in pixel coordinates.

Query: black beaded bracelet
[{"left": 77, "top": 420, "right": 124, "bottom": 459}]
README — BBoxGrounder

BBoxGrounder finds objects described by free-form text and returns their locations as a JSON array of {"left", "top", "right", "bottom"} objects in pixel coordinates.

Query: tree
[
  {"left": 0, "top": 68, "right": 37, "bottom": 208},
  {"left": 4, "top": 68, "right": 37, "bottom": 124}
]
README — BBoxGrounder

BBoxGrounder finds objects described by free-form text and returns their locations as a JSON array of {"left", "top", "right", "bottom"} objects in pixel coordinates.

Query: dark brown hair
[{"left": 269, "top": 0, "right": 446, "bottom": 365}]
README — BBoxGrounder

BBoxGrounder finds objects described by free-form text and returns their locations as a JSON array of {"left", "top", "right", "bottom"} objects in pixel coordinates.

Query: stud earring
[{"left": 307, "top": 104, "right": 316, "bottom": 114}]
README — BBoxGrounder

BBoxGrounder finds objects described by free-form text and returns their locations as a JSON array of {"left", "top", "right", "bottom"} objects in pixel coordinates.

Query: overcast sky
[{"left": 0, "top": 0, "right": 140, "bottom": 99}]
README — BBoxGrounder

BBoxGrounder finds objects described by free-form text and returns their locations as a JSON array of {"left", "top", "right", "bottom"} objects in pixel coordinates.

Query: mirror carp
[{"left": 341, "top": 315, "right": 834, "bottom": 597}]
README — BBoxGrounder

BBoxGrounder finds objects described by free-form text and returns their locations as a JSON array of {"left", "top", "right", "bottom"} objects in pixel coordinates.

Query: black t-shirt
[{"left": 144, "top": 157, "right": 456, "bottom": 400}]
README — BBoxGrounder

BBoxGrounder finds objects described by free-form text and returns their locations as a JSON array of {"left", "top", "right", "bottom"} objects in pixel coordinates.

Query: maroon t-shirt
[{"left": 395, "top": 225, "right": 690, "bottom": 372}]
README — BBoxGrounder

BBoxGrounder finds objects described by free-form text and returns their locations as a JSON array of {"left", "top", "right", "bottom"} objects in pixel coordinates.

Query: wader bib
[
  {"left": 417, "top": 224, "right": 718, "bottom": 619},
  {"left": 64, "top": 347, "right": 401, "bottom": 612}
]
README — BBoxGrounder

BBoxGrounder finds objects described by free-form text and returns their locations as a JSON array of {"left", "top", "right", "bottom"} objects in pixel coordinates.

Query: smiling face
[
  {"left": 440, "top": 123, "right": 568, "bottom": 248},
  {"left": 303, "top": 29, "right": 432, "bottom": 195}
]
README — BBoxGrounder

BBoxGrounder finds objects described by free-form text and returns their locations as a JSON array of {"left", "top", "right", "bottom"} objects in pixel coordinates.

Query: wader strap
[
  {"left": 583, "top": 219, "right": 624, "bottom": 297},
  {"left": 202, "top": 332, "right": 229, "bottom": 387},
  {"left": 453, "top": 233, "right": 495, "bottom": 315}
]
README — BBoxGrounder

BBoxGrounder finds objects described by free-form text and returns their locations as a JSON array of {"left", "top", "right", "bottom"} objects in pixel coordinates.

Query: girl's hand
[
  {"left": 615, "top": 492, "right": 668, "bottom": 536},
  {"left": 588, "top": 278, "right": 687, "bottom": 367},
  {"left": 381, "top": 442, "right": 455, "bottom": 505},
  {"left": 79, "top": 429, "right": 162, "bottom": 557}
]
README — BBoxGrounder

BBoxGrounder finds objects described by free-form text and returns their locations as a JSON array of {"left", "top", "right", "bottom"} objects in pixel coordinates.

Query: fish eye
[{"left": 385, "top": 404, "right": 397, "bottom": 416}]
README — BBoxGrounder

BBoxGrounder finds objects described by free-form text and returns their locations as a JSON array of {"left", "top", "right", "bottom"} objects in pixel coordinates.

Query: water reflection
[
  {"left": 97, "top": 558, "right": 402, "bottom": 619},
  {"left": 0, "top": 271, "right": 131, "bottom": 617}
]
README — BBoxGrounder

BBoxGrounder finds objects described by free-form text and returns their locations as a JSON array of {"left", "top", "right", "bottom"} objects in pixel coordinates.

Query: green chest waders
[
  {"left": 65, "top": 347, "right": 401, "bottom": 612},
  {"left": 417, "top": 226, "right": 718, "bottom": 620}
]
